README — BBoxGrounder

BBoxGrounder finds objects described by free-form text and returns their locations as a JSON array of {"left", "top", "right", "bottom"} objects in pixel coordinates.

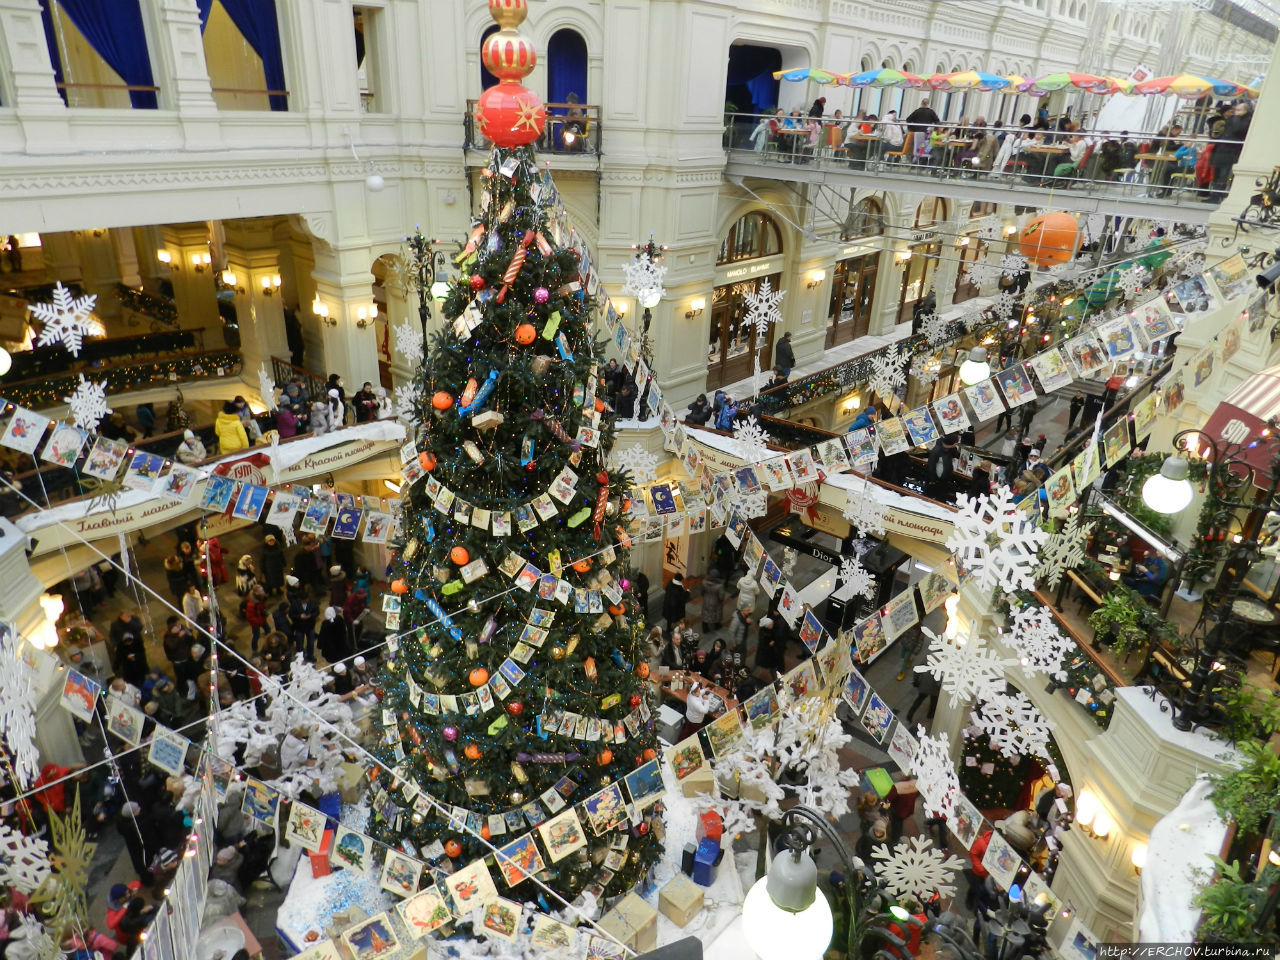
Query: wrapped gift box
[
  {"left": 697, "top": 810, "right": 723, "bottom": 844},
  {"left": 692, "top": 837, "right": 722, "bottom": 887},
  {"left": 657, "top": 705, "right": 684, "bottom": 744},
  {"left": 659, "top": 873, "right": 705, "bottom": 928},
  {"left": 599, "top": 892, "right": 658, "bottom": 953},
  {"left": 680, "top": 767, "right": 716, "bottom": 798},
  {"left": 861, "top": 766, "right": 893, "bottom": 798}
]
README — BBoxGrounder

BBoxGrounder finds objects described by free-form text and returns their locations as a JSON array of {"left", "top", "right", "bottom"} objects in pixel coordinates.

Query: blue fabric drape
[
  {"left": 726, "top": 45, "right": 782, "bottom": 113},
  {"left": 196, "top": 0, "right": 288, "bottom": 111},
  {"left": 41, "top": 0, "right": 157, "bottom": 108},
  {"left": 546, "top": 29, "right": 587, "bottom": 106}
]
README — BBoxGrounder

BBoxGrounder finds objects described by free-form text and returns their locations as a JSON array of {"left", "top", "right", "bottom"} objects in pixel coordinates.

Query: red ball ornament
[
  {"left": 635, "top": 821, "right": 650, "bottom": 836},
  {"left": 642, "top": 748, "right": 657, "bottom": 761},
  {"left": 572, "top": 558, "right": 592, "bottom": 574},
  {"left": 629, "top": 694, "right": 642, "bottom": 708},
  {"left": 445, "top": 839, "right": 463, "bottom": 859},
  {"left": 476, "top": 82, "right": 546, "bottom": 149},
  {"left": 481, "top": 825, "right": 491, "bottom": 841},
  {"left": 469, "top": 667, "right": 490, "bottom": 687},
  {"left": 450, "top": 546, "right": 471, "bottom": 565},
  {"left": 432, "top": 391, "right": 454, "bottom": 411},
  {"left": 506, "top": 700, "right": 524, "bottom": 716},
  {"left": 470, "top": 274, "right": 486, "bottom": 291},
  {"left": 515, "top": 323, "right": 537, "bottom": 345}
]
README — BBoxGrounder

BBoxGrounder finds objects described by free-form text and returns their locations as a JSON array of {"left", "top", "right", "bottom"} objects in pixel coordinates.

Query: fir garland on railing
[
  {"left": 2, "top": 351, "right": 242, "bottom": 409},
  {"left": 115, "top": 284, "right": 180, "bottom": 328}
]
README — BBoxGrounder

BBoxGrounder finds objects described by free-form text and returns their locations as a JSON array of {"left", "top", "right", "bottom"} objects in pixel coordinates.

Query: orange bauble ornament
[
  {"left": 607, "top": 604, "right": 625, "bottom": 616},
  {"left": 514, "top": 323, "right": 537, "bottom": 345},
  {"left": 450, "top": 546, "right": 470, "bottom": 565},
  {"left": 390, "top": 579, "right": 408, "bottom": 594},
  {"left": 1019, "top": 212, "right": 1081, "bottom": 268},
  {"left": 469, "top": 667, "right": 490, "bottom": 687},
  {"left": 418, "top": 451, "right": 437, "bottom": 471},
  {"left": 572, "top": 558, "right": 592, "bottom": 573},
  {"left": 481, "top": 825, "right": 491, "bottom": 841},
  {"left": 595, "top": 398, "right": 606, "bottom": 413},
  {"left": 597, "top": 749, "right": 613, "bottom": 766},
  {"left": 432, "top": 391, "right": 454, "bottom": 411},
  {"left": 642, "top": 748, "right": 657, "bottom": 761},
  {"left": 635, "top": 662, "right": 650, "bottom": 679},
  {"left": 445, "top": 839, "right": 462, "bottom": 858},
  {"left": 465, "top": 743, "right": 482, "bottom": 760}
]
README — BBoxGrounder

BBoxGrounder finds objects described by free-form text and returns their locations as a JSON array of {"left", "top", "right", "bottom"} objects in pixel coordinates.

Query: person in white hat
[
  {"left": 175, "top": 429, "right": 206, "bottom": 465},
  {"left": 327, "top": 388, "right": 345, "bottom": 429}
]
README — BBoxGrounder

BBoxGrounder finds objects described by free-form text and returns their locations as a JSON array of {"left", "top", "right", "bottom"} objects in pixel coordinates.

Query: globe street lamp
[
  {"left": 1141, "top": 456, "right": 1194, "bottom": 515},
  {"left": 958, "top": 346, "right": 991, "bottom": 386}
]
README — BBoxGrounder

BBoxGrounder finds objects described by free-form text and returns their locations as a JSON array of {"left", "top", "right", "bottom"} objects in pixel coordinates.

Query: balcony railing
[
  {"left": 464, "top": 100, "right": 602, "bottom": 156},
  {"left": 723, "top": 112, "right": 1241, "bottom": 206},
  {"left": 1, "top": 348, "right": 239, "bottom": 411}
]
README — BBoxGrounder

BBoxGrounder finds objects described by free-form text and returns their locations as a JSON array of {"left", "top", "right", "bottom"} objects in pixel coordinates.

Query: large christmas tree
[{"left": 368, "top": 0, "right": 662, "bottom": 907}]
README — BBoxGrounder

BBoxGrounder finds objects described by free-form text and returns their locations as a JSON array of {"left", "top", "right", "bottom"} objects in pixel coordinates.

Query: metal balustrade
[{"left": 464, "top": 100, "right": 602, "bottom": 156}]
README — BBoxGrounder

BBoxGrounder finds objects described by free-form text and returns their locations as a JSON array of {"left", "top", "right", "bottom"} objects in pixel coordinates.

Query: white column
[
  {"left": 160, "top": 223, "right": 221, "bottom": 338},
  {"left": 224, "top": 221, "right": 288, "bottom": 380},
  {"left": 145, "top": 0, "right": 219, "bottom": 147},
  {"left": 0, "top": 0, "right": 69, "bottom": 153}
]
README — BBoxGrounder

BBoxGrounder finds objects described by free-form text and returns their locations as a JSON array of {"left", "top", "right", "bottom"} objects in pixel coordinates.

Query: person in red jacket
[{"left": 244, "top": 584, "right": 268, "bottom": 654}]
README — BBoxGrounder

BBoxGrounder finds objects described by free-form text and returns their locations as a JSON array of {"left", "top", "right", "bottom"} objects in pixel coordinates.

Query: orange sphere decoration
[
  {"left": 445, "top": 839, "right": 463, "bottom": 859},
  {"left": 481, "top": 825, "right": 491, "bottom": 841},
  {"left": 608, "top": 604, "right": 625, "bottom": 616},
  {"left": 465, "top": 743, "right": 482, "bottom": 760},
  {"left": 469, "top": 667, "right": 490, "bottom": 687},
  {"left": 390, "top": 579, "right": 408, "bottom": 595},
  {"left": 572, "top": 558, "right": 592, "bottom": 573},
  {"left": 642, "top": 748, "right": 657, "bottom": 761},
  {"left": 432, "top": 391, "right": 454, "bottom": 411},
  {"left": 418, "top": 451, "right": 437, "bottom": 471},
  {"left": 635, "top": 662, "right": 650, "bottom": 679},
  {"left": 595, "top": 398, "right": 606, "bottom": 413},
  {"left": 477, "top": 82, "right": 546, "bottom": 148},
  {"left": 1019, "top": 212, "right": 1081, "bottom": 268},
  {"left": 597, "top": 749, "right": 613, "bottom": 766},
  {"left": 450, "top": 546, "right": 470, "bottom": 565},
  {"left": 515, "top": 323, "right": 537, "bottom": 345}
]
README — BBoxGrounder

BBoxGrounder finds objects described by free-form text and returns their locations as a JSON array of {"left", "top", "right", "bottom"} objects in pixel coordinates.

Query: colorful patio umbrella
[
  {"left": 773, "top": 68, "right": 842, "bottom": 85},
  {"left": 1021, "top": 72, "right": 1110, "bottom": 95},
  {"left": 926, "top": 73, "right": 954, "bottom": 90},
  {"left": 1102, "top": 76, "right": 1138, "bottom": 95},
  {"left": 1133, "top": 74, "right": 1220, "bottom": 98},
  {"left": 944, "top": 71, "right": 1011, "bottom": 92},
  {"left": 847, "top": 68, "right": 924, "bottom": 88},
  {"left": 1000, "top": 75, "right": 1031, "bottom": 93}
]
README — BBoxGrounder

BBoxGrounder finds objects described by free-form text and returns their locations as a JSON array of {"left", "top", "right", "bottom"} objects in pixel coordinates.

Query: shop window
[
  {"left": 897, "top": 243, "right": 940, "bottom": 323},
  {"left": 199, "top": 0, "right": 289, "bottom": 111},
  {"left": 970, "top": 201, "right": 996, "bottom": 219},
  {"left": 827, "top": 253, "right": 879, "bottom": 348},
  {"left": 41, "top": 0, "right": 157, "bottom": 108},
  {"left": 353, "top": 7, "right": 386, "bottom": 113},
  {"left": 913, "top": 197, "right": 948, "bottom": 229},
  {"left": 717, "top": 211, "right": 782, "bottom": 265}
]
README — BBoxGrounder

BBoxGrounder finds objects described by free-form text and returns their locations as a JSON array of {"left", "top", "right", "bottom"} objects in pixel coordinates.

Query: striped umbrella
[
  {"left": 1000, "top": 75, "right": 1031, "bottom": 93},
  {"left": 773, "top": 68, "right": 842, "bottom": 85},
  {"left": 847, "top": 68, "right": 921, "bottom": 88},
  {"left": 944, "top": 71, "right": 1011, "bottom": 92},
  {"left": 1133, "top": 74, "right": 1218, "bottom": 98},
  {"left": 926, "top": 73, "right": 954, "bottom": 90},
  {"left": 1103, "top": 76, "right": 1138, "bottom": 95},
  {"left": 1021, "top": 72, "right": 1110, "bottom": 95}
]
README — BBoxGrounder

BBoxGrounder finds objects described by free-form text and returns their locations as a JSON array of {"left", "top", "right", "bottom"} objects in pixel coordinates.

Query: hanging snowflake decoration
[
  {"left": 608, "top": 442, "right": 660, "bottom": 484},
  {"left": 279, "top": 521, "right": 298, "bottom": 547},
  {"left": 742, "top": 277, "right": 786, "bottom": 339},
  {"left": 62, "top": 374, "right": 112, "bottom": 433},
  {"left": 915, "top": 626, "right": 1010, "bottom": 708},
  {"left": 919, "top": 312, "right": 951, "bottom": 345},
  {"left": 1000, "top": 253, "right": 1029, "bottom": 277},
  {"left": 945, "top": 486, "right": 1049, "bottom": 594},
  {"left": 1116, "top": 265, "right": 1149, "bottom": 299},
  {"left": 257, "top": 363, "right": 278, "bottom": 412},
  {"left": 621, "top": 249, "right": 667, "bottom": 305},
  {"left": 991, "top": 290, "right": 1020, "bottom": 321},
  {"left": 912, "top": 726, "right": 961, "bottom": 821},
  {"left": 394, "top": 317, "right": 425, "bottom": 361},
  {"left": 731, "top": 489, "right": 769, "bottom": 520},
  {"left": 30, "top": 282, "right": 98, "bottom": 356},
  {"left": 872, "top": 836, "right": 965, "bottom": 899},
  {"left": 970, "top": 690, "right": 1053, "bottom": 761},
  {"left": 0, "top": 824, "right": 50, "bottom": 895},
  {"left": 733, "top": 415, "right": 774, "bottom": 463},
  {"left": 867, "top": 350, "right": 906, "bottom": 399},
  {"left": 910, "top": 355, "right": 942, "bottom": 386},
  {"left": 0, "top": 628, "right": 38, "bottom": 789},
  {"left": 977, "top": 220, "right": 1002, "bottom": 242},
  {"left": 392, "top": 382, "right": 423, "bottom": 425},
  {"left": 964, "top": 260, "right": 1003, "bottom": 290},
  {"left": 843, "top": 482, "right": 889, "bottom": 538},
  {"left": 12, "top": 920, "right": 58, "bottom": 960},
  {"left": 961, "top": 304, "right": 987, "bottom": 332},
  {"left": 1035, "top": 511, "right": 1095, "bottom": 591},
  {"left": 834, "top": 554, "right": 875, "bottom": 601},
  {"left": 1006, "top": 605, "right": 1077, "bottom": 682}
]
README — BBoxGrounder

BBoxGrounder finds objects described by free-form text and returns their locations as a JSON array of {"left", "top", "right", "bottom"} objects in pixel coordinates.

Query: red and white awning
[{"left": 1201, "top": 364, "right": 1280, "bottom": 482}]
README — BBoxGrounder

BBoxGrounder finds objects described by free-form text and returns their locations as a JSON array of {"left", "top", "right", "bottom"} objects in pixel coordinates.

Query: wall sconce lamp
[
  {"left": 312, "top": 295, "right": 336, "bottom": 327},
  {"left": 1074, "top": 790, "right": 1112, "bottom": 840},
  {"left": 1003, "top": 224, "right": 1018, "bottom": 236},
  {"left": 189, "top": 252, "right": 212, "bottom": 272},
  {"left": 28, "top": 593, "right": 65, "bottom": 650},
  {"left": 90, "top": 228, "right": 107, "bottom": 238},
  {"left": 355, "top": 303, "right": 379, "bottom": 328},
  {"left": 156, "top": 249, "right": 172, "bottom": 265},
  {"left": 260, "top": 274, "right": 282, "bottom": 296},
  {"left": 806, "top": 270, "right": 826, "bottom": 289},
  {"left": 616, "top": 301, "right": 629, "bottom": 318},
  {"left": 685, "top": 297, "right": 706, "bottom": 319},
  {"left": 1131, "top": 844, "right": 1147, "bottom": 874},
  {"left": 221, "top": 269, "right": 238, "bottom": 288},
  {"left": 955, "top": 236, "right": 971, "bottom": 247},
  {"left": 894, "top": 249, "right": 912, "bottom": 264}
]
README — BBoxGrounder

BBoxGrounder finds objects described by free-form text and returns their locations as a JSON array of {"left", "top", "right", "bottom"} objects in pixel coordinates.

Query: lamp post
[
  {"left": 958, "top": 346, "right": 991, "bottom": 386},
  {"left": 405, "top": 229, "right": 446, "bottom": 342},
  {"left": 1140, "top": 424, "right": 1280, "bottom": 731},
  {"left": 742, "top": 804, "right": 917, "bottom": 960},
  {"left": 624, "top": 236, "right": 667, "bottom": 423}
]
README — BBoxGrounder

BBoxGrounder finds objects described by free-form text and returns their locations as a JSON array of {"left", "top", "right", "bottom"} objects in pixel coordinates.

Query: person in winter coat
[
  {"left": 658, "top": 629, "right": 686, "bottom": 670},
  {"left": 198, "top": 535, "right": 227, "bottom": 585},
  {"left": 244, "top": 585, "right": 268, "bottom": 652},
  {"left": 275, "top": 405, "right": 299, "bottom": 438},
  {"left": 735, "top": 571, "right": 759, "bottom": 613},
  {"left": 686, "top": 394, "right": 712, "bottom": 426},
  {"left": 289, "top": 592, "right": 319, "bottom": 660},
  {"left": 727, "top": 603, "right": 754, "bottom": 652},
  {"left": 260, "top": 534, "right": 286, "bottom": 595},
  {"left": 110, "top": 611, "right": 148, "bottom": 687},
  {"left": 849, "top": 406, "right": 879, "bottom": 431},
  {"left": 215, "top": 401, "right": 250, "bottom": 454},
  {"left": 754, "top": 615, "right": 787, "bottom": 673},
  {"left": 615, "top": 373, "right": 637, "bottom": 419},
  {"left": 235, "top": 554, "right": 259, "bottom": 597},
  {"left": 326, "top": 373, "right": 346, "bottom": 406},
  {"left": 700, "top": 571, "right": 726, "bottom": 632},
  {"left": 326, "top": 388, "right": 345, "bottom": 429},
  {"left": 344, "top": 587, "right": 370, "bottom": 648},
  {"left": 661, "top": 574, "right": 689, "bottom": 635},
  {"left": 233, "top": 395, "right": 262, "bottom": 441},
  {"left": 318, "top": 606, "right": 350, "bottom": 663},
  {"left": 163, "top": 554, "right": 189, "bottom": 601},
  {"left": 328, "top": 565, "right": 350, "bottom": 609},
  {"left": 353, "top": 382, "right": 379, "bottom": 422},
  {"left": 774, "top": 331, "right": 796, "bottom": 377},
  {"left": 310, "top": 398, "right": 330, "bottom": 435},
  {"left": 174, "top": 429, "right": 206, "bottom": 464},
  {"left": 181, "top": 583, "right": 203, "bottom": 623},
  {"left": 714, "top": 398, "right": 738, "bottom": 431}
]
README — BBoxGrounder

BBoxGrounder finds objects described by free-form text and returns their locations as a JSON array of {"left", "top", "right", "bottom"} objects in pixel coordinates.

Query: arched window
[
  {"left": 843, "top": 198, "right": 884, "bottom": 240},
  {"left": 914, "top": 197, "right": 948, "bottom": 228},
  {"left": 547, "top": 27, "right": 588, "bottom": 105},
  {"left": 480, "top": 24, "right": 499, "bottom": 91},
  {"left": 717, "top": 211, "right": 782, "bottom": 264}
]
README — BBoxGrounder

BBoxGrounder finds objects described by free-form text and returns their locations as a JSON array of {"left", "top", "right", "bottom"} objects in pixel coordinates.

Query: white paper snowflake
[
  {"left": 867, "top": 350, "right": 906, "bottom": 400},
  {"left": 609, "top": 442, "right": 660, "bottom": 484},
  {"left": 1115, "top": 265, "right": 1149, "bottom": 299},
  {"left": 394, "top": 317, "right": 425, "bottom": 361},
  {"left": 915, "top": 626, "right": 1010, "bottom": 708},
  {"left": 743, "top": 277, "right": 785, "bottom": 339},
  {"left": 1006, "top": 605, "right": 1076, "bottom": 682},
  {"left": 0, "top": 824, "right": 50, "bottom": 894},
  {"left": 912, "top": 725, "right": 961, "bottom": 821},
  {"left": 257, "top": 363, "right": 278, "bottom": 412},
  {"left": 961, "top": 304, "right": 987, "bottom": 332},
  {"left": 945, "top": 486, "right": 1049, "bottom": 594},
  {"left": 730, "top": 488, "right": 769, "bottom": 519},
  {"left": 62, "top": 374, "right": 112, "bottom": 433},
  {"left": 1035, "top": 511, "right": 1094, "bottom": 591},
  {"left": 0, "top": 629, "right": 38, "bottom": 790},
  {"left": 910, "top": 355, "right": 942, "bottom": 386},
  {"left": 392, "top": 382, "right": 422, "bottom": 425},
  {"left": 30, "top": 282, "right": 98, "bottom": 356},
  {"left": 1001, "top": 253, "right": 1029, "bottom": 277},
  {"left": 920, "top": 312, "right": 950, "bottom": 345},
  {"left": 970, "top": 690, "right": 1052, "bottom": 760},
  {"left": 843, "top": 482, "right": 889, "bottom": 538},
  {"left": 964, "top": 260, "right": 1003, "bottom": 290},
  {"left": 280, "top": 522, "right": 298, "bottom": 547},
  {"left": 872, "top": 836, "right": 965, "bottom": 899},
  {"left": 991, "top": 290, "right": 1020, "bottom": 321},
  {"left": 14, "top": 921, "right": 58, "bottom": 960},
  {"left": 620, "top": 249, "right": 667, "bottom": 305},
  {"left": 733, "top": 415, "right": 774, "bottom": 463},
  {"left": 834, "top": 555, "right": 875, "bottom": 601}
]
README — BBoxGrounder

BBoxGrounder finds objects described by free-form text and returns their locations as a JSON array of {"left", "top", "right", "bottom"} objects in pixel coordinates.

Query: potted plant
[{"left": 1088, "top": 592, "right": 1148, "bottom": 655}]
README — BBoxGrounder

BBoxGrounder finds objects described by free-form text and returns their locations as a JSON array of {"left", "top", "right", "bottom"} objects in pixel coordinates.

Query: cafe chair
[{"left": 882, "top": 132, "right": 915, "bottom": 167}]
